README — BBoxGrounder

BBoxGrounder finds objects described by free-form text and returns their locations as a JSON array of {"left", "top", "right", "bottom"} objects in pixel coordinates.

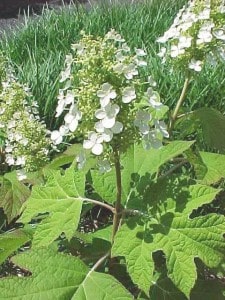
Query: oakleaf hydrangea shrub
[
  {"left": 52, "top": 30, "right": 169, "bottom": 171},
  {"left": 0, "top": 54, "right": 51, "bottom": 179},
  {"left": 157, "top": 0, "right": 225, "bottom": 72}
]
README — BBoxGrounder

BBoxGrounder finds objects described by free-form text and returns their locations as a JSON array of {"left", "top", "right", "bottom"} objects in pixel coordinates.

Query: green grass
[{"left": 0, "top": 0, "right": 224, "bottom": 129}]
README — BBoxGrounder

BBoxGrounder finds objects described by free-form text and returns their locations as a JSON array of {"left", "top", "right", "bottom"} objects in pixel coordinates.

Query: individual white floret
[
  {"left": 188, "top": 58, "right": 203, "bottom": 72},
  {"left": 95, "top": 103, "right": 120, "bottom": 129},
  {"left": 97, "top": 83, "right": 117, "bottom": 107},
  {"left": 122, "top": 87, "right": 136, "bottom": 103},
  {"left": 83, "top": 132, "right": 104, "bottom": 155}
]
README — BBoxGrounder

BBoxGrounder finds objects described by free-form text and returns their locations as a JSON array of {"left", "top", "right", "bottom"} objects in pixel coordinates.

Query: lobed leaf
[
  {"left": 91, "top": 141, "right": 194, "bottom": 206},
  {"left": 112, "top": 176, "right": 224, "bottom": 298},
  {"left": 19, "top": 167, "right": 85, "bottom": 247},
  {"left": 113, "top": 214, "right": 225, "bottom": 298},
  {"left": 0, "top": 248, "right": 132, "bottom": 299}
]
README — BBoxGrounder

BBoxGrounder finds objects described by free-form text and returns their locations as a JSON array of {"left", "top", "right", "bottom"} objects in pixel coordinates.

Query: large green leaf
[
  {"left": 0, "top": 172, "right": 30, "bottom": 222},
  {"left": 112, "top": 176, "right": 224, "bottom": 298},
  {"left": 0, "top": 230, "right": 30, "bottom": 265},
  {"left": 0, "top": 248, "right": 132, "bottom": 299},
  {"left": 199, "top": 151, "right": 225, "bottom": 185},
  {"left": 193, "top": 108, "right": 225, "bottom": 152},
  {"left": 19, "top": 167, "right": 85, "bottom": 247},
  {"left": 91, "top": 141, "right": 194, "bottom": 205},
  {"left": 72, "top": 271, "right": 132, "bottom": 299}
]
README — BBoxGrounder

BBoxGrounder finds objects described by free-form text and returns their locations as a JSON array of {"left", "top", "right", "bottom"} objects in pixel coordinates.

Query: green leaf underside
[
  {"left": 0, "top": 230, "right": 30, "bottom": 265},
  {"left": 199, "top": 151, "right": 225, "bottom": 185},
  {"left": 19, "top": 167, "right": 85, "bottom": 247},
  {"left": 0, "top": 171, "right": 30, "bottom": 222},
  {"left": 0, "top": 248, "right": 132, "bottom": 300},
  {"left": 112, "top": 177, "right": 224, "bottom": 298},
  {"left": 91, "top": 141, "right": 194, "bottom": 205}
]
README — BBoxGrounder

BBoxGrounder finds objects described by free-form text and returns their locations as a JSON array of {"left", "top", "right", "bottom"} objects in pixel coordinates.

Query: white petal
[
  {"left": 65, "top": 91, "right": 74, "bottom": 104},
  {"left": 100, "top": 96, "right": 111, "bottom": 107},
  {"left": 83, "top": 139, "right": 94, "bottom": 149},
  {"left": 111, "top": 121, "right": 123, "bottom": 134},
  {"left": 109, "top": 104, "right": 120, "bottom": 116},
  {"left": 103, "top": 129, "right": 113, "bottom": 142},
  {"left": 95, "top": 109, "right": 106, "bottom": 119},
  {"left": 102, "top": 117, "right": 116, "bottom": 129},
  {"left": 102, "top": 83, "right": 112, "bottom": 92},
  {"left": 51, "top": 130, "right": 61, "bottom": 141},
  {"left": 109, "top": 91, "right": 117, "bottom": 99},
  {"left": 95, "top": 121, "right": 104, "bottom": 133},
  {"left": 89, "top": 132, "right": 98, "bottom": 142},
  {"left": 92, "top": 143, "right": 103, "bottom": 155},
  {"left": 135, "top": 48, "right": 147, "bottom": 56},
  {"left": 68, "top": 119, "right": 78, "bottom": 132},
  {"left": 64, "top": 113, "right": 74, "bottom": 124},
  {"left": 97, "top": 90, "right": 106, "bottom": 98}
]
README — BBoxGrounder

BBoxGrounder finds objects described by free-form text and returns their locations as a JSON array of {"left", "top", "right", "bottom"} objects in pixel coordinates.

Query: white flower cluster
[
  {"left": 157, "top": 0, "right": 225, "bottom": 71},
  {"left": 0, "top": 78, "right": 51, "bottom": 179},
  {"left": 52, "top": 30, "right": 168, "bottom": 172}
]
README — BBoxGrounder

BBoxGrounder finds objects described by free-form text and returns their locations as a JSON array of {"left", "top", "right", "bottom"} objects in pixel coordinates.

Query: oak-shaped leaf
[
  {"left": 91, "top": 141, "right": 194, "bottom": 205},
  {"left": 0, "top": 248, "right": 132, "bottom": 299},
  {"left": 19, "top": 167, "right": 85, "bottom": 247},
  {"left": 0, "top": 171, "right": 30, "bottom": 222},
  {"left": 112, "top": 176, "right": 225, "bottom": 298}
]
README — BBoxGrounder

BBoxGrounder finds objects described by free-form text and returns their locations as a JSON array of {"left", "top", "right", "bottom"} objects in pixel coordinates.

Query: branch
[
  {"left": 90, "top": 251, "right": 110, "bottom": 272},
  {"left": 159, "top": 160, "right": 188, "bottom": 180},
  {"left": 168, "top": 77, "right": 190, "bottom": 136},
  {"left": 111, "top": 147, "right": 122, "bottom": 244},
  {"left": 77, "top": 197, "right": 115, "bottom": 213}
]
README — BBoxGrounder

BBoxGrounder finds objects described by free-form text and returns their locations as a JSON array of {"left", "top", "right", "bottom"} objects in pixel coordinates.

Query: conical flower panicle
[{"left": 52, "top": 30, "right": 169, "bottom": 172}]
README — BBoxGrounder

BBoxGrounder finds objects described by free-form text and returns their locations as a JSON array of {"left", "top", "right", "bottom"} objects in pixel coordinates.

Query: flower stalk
[
  {"left": 111, "top": 146, "right": 122, "bottom": 245},
  {"left": 168, "top": 77, "right": 190, "bottom": 136}
]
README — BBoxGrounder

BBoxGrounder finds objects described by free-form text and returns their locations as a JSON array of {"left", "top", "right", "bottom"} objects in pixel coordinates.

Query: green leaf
[
  {"left": 113, "top": 214, "right": 225, "bottom": 298},
  {"left": 72, "top": 271, "right": 132, "bottom": 299},
  {"left": 199, "top": 151, "right": 225, "bottom": 185},
  {"left": 91, "top": 169, "right": 117, "bottom": 204},
  {"left": 112, "top": 220, "right": 154, "bottom": 295},
  {"left": 0, "top": 171, "right": 30, "bottom": 222},
  {"left": 193, "top": 108, "right": 225, "bottom": 152},
  {"left": 0, "top": 248, "right": 132, "bottom": 299},
  {"left": 0, "top": 230, "right": 30, "bottom": 265},
  {"left": 150, "top": 274, "right": 225, "bottom": 300},
  {"left": 112, "top": 177, "right": 224, "bottom": 298},
  {"left": 19, "top": 167, "right": 85, "bottom": 247},
  {"left": 146, "top": 176, "right": 221, "bottom": 216},
  {"left": 121, "top": 141, "right": 194, "bottom": 180},
  {"left": 91, "top": 141, "right": 194, "bottom": 205}
]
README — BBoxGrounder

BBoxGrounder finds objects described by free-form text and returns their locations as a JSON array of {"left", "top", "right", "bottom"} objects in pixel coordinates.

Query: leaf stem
[
  {"left": 78, "top": 197, "right": 115, "bottom": 213},
  {"left": 111, "top": 147, "right": 122, "bottom": 244},
  {"left": 90, "top": 251, "right": 110, "bottom": 273},
  {"left": 168, "top": 77, "right": 190, "bottom": 136}
]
